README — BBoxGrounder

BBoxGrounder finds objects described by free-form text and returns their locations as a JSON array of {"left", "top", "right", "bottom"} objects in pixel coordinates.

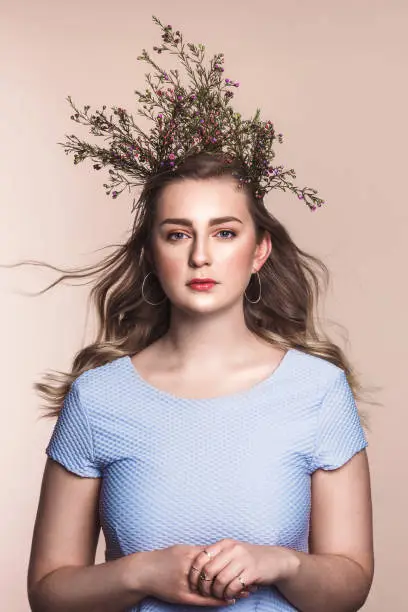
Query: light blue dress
[{"left": 46, "top": 347, "right": 368, "bottom": 611}]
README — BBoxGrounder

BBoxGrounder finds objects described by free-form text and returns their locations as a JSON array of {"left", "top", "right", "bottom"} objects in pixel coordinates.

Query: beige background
[{"left": 1, "top": 0, "right": 406, "bottom": 609}]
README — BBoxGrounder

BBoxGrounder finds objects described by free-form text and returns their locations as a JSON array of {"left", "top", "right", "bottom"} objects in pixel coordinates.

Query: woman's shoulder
[
  {"left": 72, "top": 355, "right": 129, "bottom": 398},
  {"left": 288, "top": 348, "right": 347, "bottom": 392}
]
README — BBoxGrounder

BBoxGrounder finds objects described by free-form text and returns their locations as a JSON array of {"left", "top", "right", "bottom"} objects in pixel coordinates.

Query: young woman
[{"left": 27, "top": 17, "right": 373, "bottom": 612}]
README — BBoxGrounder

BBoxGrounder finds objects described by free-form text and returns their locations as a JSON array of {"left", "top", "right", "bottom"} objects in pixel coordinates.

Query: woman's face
[{"left": 150, "top": 176, "right": 271, "bottom": 313}]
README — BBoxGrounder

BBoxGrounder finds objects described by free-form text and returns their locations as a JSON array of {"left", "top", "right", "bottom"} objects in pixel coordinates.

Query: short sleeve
[
  {"left": 45, "top": 379, "right": 102, "bottom": 478},
  {"left": 310, "top": 369, "right": 368, "bottom": 472}
]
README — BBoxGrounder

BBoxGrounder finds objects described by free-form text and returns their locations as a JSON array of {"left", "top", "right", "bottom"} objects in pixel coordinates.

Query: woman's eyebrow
[{"left": 159, "top": 216, "right": 243, "bottom": 227}]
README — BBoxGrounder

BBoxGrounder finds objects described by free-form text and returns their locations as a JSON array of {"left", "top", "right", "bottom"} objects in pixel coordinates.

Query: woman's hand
[
  {"left": 133, "top": 543, "right": 237, "bottom": 607},
  {"left": 188, "top": 538, "right": 298, "bottom": 602}
]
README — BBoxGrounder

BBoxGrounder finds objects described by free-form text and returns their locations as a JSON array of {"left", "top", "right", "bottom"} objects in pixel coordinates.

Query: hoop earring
[
  {"left": 244, "top": 270, "right": 262, "bottom": 304},
  {"left": 141, "top": 271, "right": 168, "bottom": 306}
]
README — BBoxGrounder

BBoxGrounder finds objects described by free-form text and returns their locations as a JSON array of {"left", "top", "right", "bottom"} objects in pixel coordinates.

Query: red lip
[{"left": 188, "top": 278, "right": 217, "bottom": 285}]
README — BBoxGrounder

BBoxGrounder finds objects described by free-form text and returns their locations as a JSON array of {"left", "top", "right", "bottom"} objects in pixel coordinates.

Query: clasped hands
[{"left": 187, "top": 538, "right": 295, "bottom": 603}]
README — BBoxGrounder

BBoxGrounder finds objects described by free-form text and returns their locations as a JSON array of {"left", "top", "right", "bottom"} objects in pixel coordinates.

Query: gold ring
[
  {"left": 237, "top": 575, "right": 246, "bottom": 589},
  {"left": 199, "top": 571, "right": 212, "bottom": 581}
]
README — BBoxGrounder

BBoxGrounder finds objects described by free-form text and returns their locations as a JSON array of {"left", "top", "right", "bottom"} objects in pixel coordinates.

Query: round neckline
[{"left": 122, "top": 348, "right": 296, "bottom": 404}]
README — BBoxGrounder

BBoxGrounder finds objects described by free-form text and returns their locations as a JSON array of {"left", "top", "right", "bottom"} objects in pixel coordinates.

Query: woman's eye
[
  {"left": 167, "top": 230, "right": 236, "bottom": 241},
  {"left": 167, "top": 231, "right": 186, "bottom": 241},
  {"left": 217, "top": 230, "right": 236, "bottom": 239}
]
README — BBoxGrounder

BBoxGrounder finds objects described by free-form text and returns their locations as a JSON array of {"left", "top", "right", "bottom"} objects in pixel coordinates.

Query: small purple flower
[
  {"left": 178, "top": 95, "right": 183, "bottom": 100},
  {"left": 170, "top": 161, "right": 175, "bottom": 166},
  {"left": 112, "top": 191, "right": 118, "bottom": 198},
  {"left": 225, "top": 78, "right": 230, "bottom": 83},
  {"left": 158, "top": 113, "right": 163, "bottom": 119},
  {"left": 234, "top": 82, "right": 240, "bottom": 87},
  {"left": 298, "top": 194, "right": 303, "bottom": 199}
]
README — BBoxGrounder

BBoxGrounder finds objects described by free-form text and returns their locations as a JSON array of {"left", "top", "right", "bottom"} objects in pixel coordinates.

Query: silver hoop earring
[
  {"left": 141, "top": 271, "right": 167, "bottom": 306},
  {"left": 244, "top": 270, "right": 262, "bottom": 304}
]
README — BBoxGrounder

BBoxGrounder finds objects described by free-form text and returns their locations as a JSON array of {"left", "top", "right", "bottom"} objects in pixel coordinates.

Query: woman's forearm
[
  {"left": 28, "top": 551, "right": 148, "bottom": 612},
  {"left": 274, "top": 549, "right": 373, "bottom": 612}
]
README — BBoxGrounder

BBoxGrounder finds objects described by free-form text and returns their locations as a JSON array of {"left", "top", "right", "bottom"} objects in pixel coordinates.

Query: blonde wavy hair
[{"left": 18, "top": 153, "right": 377, "bottom": 422}]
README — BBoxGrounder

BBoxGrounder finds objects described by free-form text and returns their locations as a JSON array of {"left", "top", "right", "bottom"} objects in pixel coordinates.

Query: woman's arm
[
  {"left": 29, "top": 555, "right": 149, "bottom": 612},
  {"left": 274, "top": 450, "right": 374, "bottom": 612},
  {"left": 27, "top": 459, "right": 149, "bottom": 612}
]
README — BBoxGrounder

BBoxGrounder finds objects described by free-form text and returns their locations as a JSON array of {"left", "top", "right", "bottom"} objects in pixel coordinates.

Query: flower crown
[{"left": 59, "top": 15, "right": 325, "bottom": 213}]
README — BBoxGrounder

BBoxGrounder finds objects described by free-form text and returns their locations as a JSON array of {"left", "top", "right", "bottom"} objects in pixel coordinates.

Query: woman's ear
[{"left": 253, "top": 230, "right": 272, "bottom": 272}]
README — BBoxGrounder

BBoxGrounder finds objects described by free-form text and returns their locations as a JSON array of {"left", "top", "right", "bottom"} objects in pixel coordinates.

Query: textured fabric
[{"left": 46, "top": 348, "right": 368, "bottom": 611}]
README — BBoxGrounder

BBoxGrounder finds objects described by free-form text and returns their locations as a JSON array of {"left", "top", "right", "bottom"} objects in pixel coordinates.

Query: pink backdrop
[{"left": 1, "top": 1, "right": 406, "bottom": 609}]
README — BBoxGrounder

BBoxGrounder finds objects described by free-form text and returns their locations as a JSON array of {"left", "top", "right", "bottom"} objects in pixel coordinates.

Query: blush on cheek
[
  {"left": 223, "top": 246, "right": 254, "bottom": 272},
  {"left": 156, "top": 259, "right": 184, "bottom": 287}
]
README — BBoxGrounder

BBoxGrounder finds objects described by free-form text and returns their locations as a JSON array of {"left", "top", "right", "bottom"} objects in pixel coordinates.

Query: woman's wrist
[
  {"left": 273, "top": 547, "right": 301, "bottom": 585},
  {"left": 122, "top": 550, "right": 153, "bottom": 598}
]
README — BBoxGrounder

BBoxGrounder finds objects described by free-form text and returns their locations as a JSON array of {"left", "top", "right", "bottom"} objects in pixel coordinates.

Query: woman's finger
[{"left": 188, "top": 547, "right": 222, "bottom": 594}]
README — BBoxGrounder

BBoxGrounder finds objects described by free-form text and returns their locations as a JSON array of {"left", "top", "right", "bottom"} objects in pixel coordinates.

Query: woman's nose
[{"left": 188, "top": 236, "right": 212, "bottom": 267}]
